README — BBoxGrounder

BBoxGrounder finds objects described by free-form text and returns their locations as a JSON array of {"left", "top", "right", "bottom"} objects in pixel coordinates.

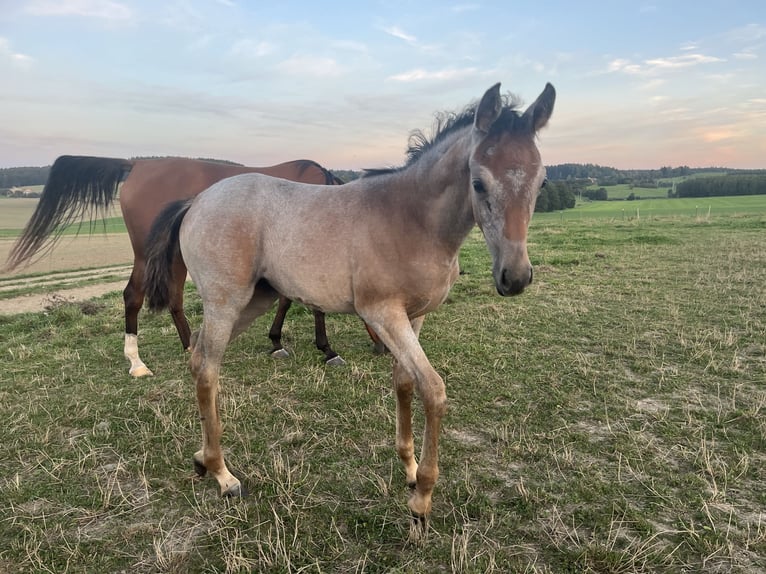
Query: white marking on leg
[{"left": 124, "top": 333, "right": 153, "bottom": 377}]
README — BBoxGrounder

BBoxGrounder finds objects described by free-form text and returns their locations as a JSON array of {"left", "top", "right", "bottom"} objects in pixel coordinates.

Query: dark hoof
[
  {"left": 193, "top": 458, "right": 207, "bottom": 477},
  {"left": 223, "top": 483, "right": 248, "bottom": 498},
  {"left": 408, "top": 512, "right": 428, "bottom": 542},
  {"left": 407, "top": 481, "right": 417, "bottom": 491}
]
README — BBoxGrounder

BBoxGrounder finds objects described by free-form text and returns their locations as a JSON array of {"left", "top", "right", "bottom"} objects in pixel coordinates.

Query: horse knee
[{"left": 422, "top": 380, "right": 447, "bottom": 418}]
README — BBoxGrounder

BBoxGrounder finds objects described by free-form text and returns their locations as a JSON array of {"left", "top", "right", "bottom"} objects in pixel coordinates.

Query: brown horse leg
[
  {"left": 268, "top": 296, "right": 292, "bottom": 358},
  {"left": 364, "top": 321, "right": 388, "bottom": 354},
  {"left": 123, "top": 265, "right": 153, "bottom": 377},
  {"left": 313, "top": 310, "right": 345, "bottom": 366},
  {"left": 169, "top": 259, "right": 191, "bottom": 350}
]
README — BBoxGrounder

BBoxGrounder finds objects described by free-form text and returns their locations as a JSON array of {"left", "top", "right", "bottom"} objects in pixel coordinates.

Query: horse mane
[{"left": 363, "top": 92, "right": 524, "bottom": 178}]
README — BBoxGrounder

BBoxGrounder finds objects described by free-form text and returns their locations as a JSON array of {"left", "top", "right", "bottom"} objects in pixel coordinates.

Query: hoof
[
  {"left": 325, "top": 355, "right": 346, "bottom": 367},
  {"left": 407, "top": 481, "right": 417, "bottom": 491},
  {"left": 193, "top": 458, "right": 207, "bottom": 477},
  {"left": 408, "top": 512, "right": 428, "bottom": 543},
  {"left": 129, "top": 365, "right": 154, "bottom": 378},
  {"left": 271, "top": 348, "right": 290, "bottom": 359},
  {"left": 223, "top": 483, "right": 248, "bottom": 498}
]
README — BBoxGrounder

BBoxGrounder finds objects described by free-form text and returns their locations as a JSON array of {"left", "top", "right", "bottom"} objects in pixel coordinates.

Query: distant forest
[{"left": 2, "top": 160, "right": 764, "bottom": 210}]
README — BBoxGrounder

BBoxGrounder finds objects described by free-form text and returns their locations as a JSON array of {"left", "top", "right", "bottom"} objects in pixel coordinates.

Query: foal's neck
[{"left": 407, "top": 128, "right": 475, "bottom": 252}]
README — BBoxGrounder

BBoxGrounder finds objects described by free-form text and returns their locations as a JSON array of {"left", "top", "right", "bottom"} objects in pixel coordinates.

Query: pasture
[
  {"left": 548, "top": 194, "right": 766, "bottom": 221},
  {"left": 1, "top": 211, "right": 765, "bottom": 572}
]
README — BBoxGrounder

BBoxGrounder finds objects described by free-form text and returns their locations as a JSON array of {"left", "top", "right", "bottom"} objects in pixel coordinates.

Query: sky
[{"left": 0, "top": 1, "right": 764, "bottom": 170}]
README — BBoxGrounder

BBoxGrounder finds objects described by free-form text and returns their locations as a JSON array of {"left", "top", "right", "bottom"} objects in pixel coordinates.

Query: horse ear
[
  {"left": 474, "top": 83, "right": 503, "bottom": 134},
  {"left": 522, "top": 83, "right": 556, "bottom": 133}
]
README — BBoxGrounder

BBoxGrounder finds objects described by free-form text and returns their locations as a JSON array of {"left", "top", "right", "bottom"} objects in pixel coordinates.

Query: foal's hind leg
[
  {"left": 123, "top": 264, "right": 153, "bottom": 377},
  {"left": 190, "top": 310, "right": 242, "bottom": 497},
  {"left": 192, "top": 287, "right": 278, "bottom": 497}
]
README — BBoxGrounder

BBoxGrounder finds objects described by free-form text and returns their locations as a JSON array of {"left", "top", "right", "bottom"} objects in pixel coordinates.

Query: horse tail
[
  {"left": 289, "top": 158, "right": 343, "bottom": 186},
  {"left": 4, "top": 155, "right": 133, "bottom": 271},
  {"left": 327, "top": 171, "right": 345, "bottom": 185},
  {"left": 143, "top": 199, "right": 193, "bottom": 312}
]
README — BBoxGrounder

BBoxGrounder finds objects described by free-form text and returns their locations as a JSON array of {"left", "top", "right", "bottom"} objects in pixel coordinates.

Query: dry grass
[{"left": 1, "top": 214, "right": 765, "bottom": 572}]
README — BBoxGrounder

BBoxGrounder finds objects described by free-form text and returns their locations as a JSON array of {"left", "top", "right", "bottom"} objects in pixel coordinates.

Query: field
[
  {"left": 1, "top": 197, "right": 765, "bottom": 572},
  {"left": 547, "top": 194, "right": 766, "bottom": 221}
]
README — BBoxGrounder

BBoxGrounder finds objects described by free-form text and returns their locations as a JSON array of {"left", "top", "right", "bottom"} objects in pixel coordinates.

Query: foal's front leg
[{"left": 374, "top": 313, "right": 446, "bottom": 540}]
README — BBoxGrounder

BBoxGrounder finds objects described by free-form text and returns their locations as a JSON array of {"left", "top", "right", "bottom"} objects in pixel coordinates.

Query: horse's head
[{"left": 469, "top": 82, "right": 555, "bottom": 296}]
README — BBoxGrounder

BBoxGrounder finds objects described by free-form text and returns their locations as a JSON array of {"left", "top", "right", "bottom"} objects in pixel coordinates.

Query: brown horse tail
[
  {"left": 143, "top": 199, "right": 193, "bottom": 312},
  {"left": 4, "top": 155, "right": 133, "bottom": 271}
]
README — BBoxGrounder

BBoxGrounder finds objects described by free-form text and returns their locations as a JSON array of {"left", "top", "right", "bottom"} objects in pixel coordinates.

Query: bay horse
[
  {"left": 143, "top": 82, "right": 555, "bottom": 540},
  {"left": 4, "top": 156, "right": 377, "bottom": 376}
]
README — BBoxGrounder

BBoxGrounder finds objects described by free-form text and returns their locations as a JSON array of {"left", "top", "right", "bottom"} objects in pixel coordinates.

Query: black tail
[
  {"left": 5, "top": 155, "right": 133, "bottom": 271},
  {"left": 292, "top": 158, "right": 344, "bottom": 186},
  {"left": 143, "top": 199, "right": 193, "bottom": 312}
]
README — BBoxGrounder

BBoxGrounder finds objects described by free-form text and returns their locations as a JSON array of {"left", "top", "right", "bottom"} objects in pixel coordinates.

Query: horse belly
[{"left": 266, "top": 253, "right": 356, "bottom": 314}]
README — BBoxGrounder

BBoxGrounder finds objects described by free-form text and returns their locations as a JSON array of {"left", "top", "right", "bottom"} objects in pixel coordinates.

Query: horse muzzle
[{"left": 494, "top": 265, "right": 533, "bottom": 297}]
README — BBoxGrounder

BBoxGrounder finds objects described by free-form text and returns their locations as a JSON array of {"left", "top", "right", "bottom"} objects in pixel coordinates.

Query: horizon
[
  {"left": 1, "top": 159, "right": 762, "bottom": 173},
  {"left": 1, "top": 1, "right": 765, "bottom": 171}
]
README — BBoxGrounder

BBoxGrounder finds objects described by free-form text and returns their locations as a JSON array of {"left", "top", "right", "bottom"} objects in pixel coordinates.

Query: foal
[{"left": 144, "top": 82, "right": 555, "bottom": 540}]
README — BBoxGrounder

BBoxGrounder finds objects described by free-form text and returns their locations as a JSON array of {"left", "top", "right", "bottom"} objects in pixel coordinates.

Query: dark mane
[{"left": 363, "top": 92, "right": 524, "bottom": 178}]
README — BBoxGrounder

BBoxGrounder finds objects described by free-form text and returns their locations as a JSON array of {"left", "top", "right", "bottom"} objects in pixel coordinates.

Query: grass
[
  {"left": 1, "top": 214, "right": 765, "bottom": 572},
  {"left": 0, "top": 197, "right": 125, "bottom": 237},
  {"left": 540, "top": 194, "right": 766, "bottom": 222}
]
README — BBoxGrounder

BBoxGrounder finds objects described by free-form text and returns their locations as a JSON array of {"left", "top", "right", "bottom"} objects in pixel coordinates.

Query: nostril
[
  {"left": 501, "top": 268, "right": 512, "bottom": 290},
  {"left": 529, "top": 266, "right": 534, "bottom": 284}
]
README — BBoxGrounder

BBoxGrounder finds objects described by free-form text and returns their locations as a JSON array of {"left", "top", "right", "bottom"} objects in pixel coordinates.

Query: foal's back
[{"left": 179, "top": 173, "right": 459, "bottom": 318}]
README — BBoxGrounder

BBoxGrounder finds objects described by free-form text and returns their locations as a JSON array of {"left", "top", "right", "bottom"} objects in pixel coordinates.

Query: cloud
[
  {"left": 229, "top": 39, "right": 275, "bottom": 59},
  {"left": 0, "top": 37, "right": 34, "bottom": 68},
  {"left": 26, "top": 0, "right": 133, "bottom": 20},
  {"left": 277, "top": 55, "right": 344, "bottom": 78},
  {"left": 382, "top": 26, "right": 417, "bottom": 44},
  {"left": 607, "top": 53, "right": 724, "bottom": 76},
  {"left": 645, "top": 53, "right": 724, "bottom": 69},
  {"left": 387, "top": 67, "right": 478, "bottom": 82},
  {"left": 450, "top": 3, "right": 479, "bottom": 13}
]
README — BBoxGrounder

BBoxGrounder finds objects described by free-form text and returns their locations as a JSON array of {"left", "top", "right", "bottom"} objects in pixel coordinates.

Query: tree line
[
  {"left": 676, "top": 175, "right": 766, "bottom": 198},
  {"left": 0, "top": 165, "right": 50, "bottom": 189}
]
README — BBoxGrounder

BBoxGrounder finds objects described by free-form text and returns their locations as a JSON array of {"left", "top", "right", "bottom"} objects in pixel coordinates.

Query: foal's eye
[
  {"left": 541, "top": 177, "right": 548, "bottom": 189},
  {"left": 472, "top": 179, "right": 487, "bottom": 194}
]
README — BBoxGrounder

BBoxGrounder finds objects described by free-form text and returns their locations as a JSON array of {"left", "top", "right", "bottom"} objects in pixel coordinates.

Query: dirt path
[
  {"left": 0, "top": 235, "right": 135, "bottom": 315},
  {"left": 0, "top": 277, "right": 128, "bottom": 315}
]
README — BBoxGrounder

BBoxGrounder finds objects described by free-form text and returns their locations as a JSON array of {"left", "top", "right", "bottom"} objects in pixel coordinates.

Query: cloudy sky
[{"left": 1, "top": 0, "right": 764, "bottom": 170}]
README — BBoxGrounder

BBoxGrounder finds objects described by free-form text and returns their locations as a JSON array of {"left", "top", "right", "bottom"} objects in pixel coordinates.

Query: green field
[
  {"left": 0, "top": 197, "right": 125, "bottom": 237},
  {"left": 585, "top": 184, "right": 669, "bottom": 200},
  {"left": 538, "top": 194, "right": 766, "bottom": 222},
  {"left": 1, "top": 212, "right": 764, "bottom": 572}
]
